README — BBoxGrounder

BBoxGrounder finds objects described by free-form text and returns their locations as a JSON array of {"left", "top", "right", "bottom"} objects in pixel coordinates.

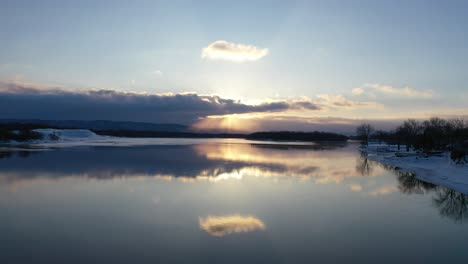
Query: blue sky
[{"left": 1, "top": 0, "right": 467, "bottom": 131}]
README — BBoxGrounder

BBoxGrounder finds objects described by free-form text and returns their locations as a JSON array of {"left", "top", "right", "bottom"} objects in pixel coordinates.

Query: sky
[{"left": 1, "top": 0, "right": 467, "bottom": 132}]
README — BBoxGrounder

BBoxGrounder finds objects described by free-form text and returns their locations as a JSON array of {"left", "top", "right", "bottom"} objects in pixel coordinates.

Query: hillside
[{"left": 0, "top": 119, "right": 188, "bottom": 132}]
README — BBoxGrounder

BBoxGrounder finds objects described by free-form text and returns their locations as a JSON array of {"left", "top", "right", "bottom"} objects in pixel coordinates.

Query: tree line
[
  {"left": 357, "top": 118, "right": 468, "bottom": 161},
  {"left": 0, "top": 123, "right": 45, "bottom": 142}
]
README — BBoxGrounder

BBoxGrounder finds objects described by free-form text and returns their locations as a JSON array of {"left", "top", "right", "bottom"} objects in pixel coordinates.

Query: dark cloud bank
[
  {"left": 0, "top": 82, "right": 319, "bottom": 124},
  {"left": 0, "top": 82, "right": 407, "bottom": 133}
]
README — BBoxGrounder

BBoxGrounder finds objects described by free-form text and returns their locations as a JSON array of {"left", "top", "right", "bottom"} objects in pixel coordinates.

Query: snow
[
  {"left": 29, "top": 129, "right": 211, "bottom": 147},
  {"left": 34, "top": 128, "right": 103, "bottom": 141},
  {"left": 365, "top": 142, "right": 468, "bottom": 194}
]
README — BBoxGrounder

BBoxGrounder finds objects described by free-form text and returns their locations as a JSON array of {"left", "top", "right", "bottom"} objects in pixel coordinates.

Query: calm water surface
[{"left": 1, "top": 140, "right": 467, "bottom": 263}]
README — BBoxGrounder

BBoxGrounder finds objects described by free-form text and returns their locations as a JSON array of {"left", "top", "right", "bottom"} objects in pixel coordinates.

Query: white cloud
[
  {"left": 201, "top": 40, "right": 269, "bottom": 62},
  {"left": 352, "top": 87, "right": 364, "bottom": 95},
  {"left": 356, "top": 83, "right": 433, "bottom": 98},
  {"left": 152, "top": 70, "right": 163, "bottom": 76}
]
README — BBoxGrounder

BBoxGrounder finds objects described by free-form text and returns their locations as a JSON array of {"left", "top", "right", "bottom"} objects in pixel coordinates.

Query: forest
[{"left": 357, "top": 118, "right": 468, "bottom": 161}]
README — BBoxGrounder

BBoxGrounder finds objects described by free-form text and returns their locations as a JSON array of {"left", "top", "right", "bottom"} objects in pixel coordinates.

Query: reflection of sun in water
[
  {"left": 199, "top": 215, "right": 266, "bottom": 237},
  {"left": 193, "top": 143, "right": 374, "bottom": 183}
]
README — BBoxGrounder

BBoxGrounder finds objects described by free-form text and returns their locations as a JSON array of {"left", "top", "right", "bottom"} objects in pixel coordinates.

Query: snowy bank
[
  {"left": 34, "top": 129, "right": 105, "bottom": 142},
  {"left": 365, "top": 143, "right": 468, "bottom": 194}
]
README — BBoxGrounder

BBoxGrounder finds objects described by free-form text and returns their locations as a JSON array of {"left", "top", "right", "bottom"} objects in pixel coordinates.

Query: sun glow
[{"left": 192, "top": 113, "right": 264, "bottom": 132}]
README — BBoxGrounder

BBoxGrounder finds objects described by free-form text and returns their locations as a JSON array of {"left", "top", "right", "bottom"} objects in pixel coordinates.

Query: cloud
[
  {"left": 199, "top": 215, "right": 266, "bottom": 237},
  {"left": 352, "top": 87, "right": 364, "bottom": 95},
  {"left": 193, "top": 115, "right": 403, "bottom": 133},
  {"left": 0, "top": 82, "right": 319, "bottom": 124},
  {"left": 191, "top": 94, "right": 385, "bottom": 132},
  {"left": 316, "top": 94, "right": 383, "bottom": 109},
  {"left": 152, "top": 70, "right": 163, "bottom": 76},
  {"left": 201, "top": 40, "right": 269, "bottom": 62},
  {"left": 355, "top": 83, "right": 433, "bottom": 98},
  {"left": 290, "top": 100, "right": 322, "bottom": 110},
  {"left": 0, "top": 81, "right": 388, "bottom": 132}
]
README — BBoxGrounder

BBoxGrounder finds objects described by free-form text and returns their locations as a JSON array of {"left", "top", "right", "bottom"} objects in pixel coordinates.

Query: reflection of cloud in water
[
  {"left": 199, "top": 215, "right": 266, "bottom": 237},
  {"left": 4, "top": 143, "right": 468, "bottom": 224},
  {"left": 0, "top": 143, "right": 378, "bottom": 186},
  {"left": 368, "top": 186, "right": 399, "bottom": 196},
  {"left": 349, "top": 183, "right": 363, "bottom": 192},
  {"left": 152, "top": 196, "right": 160, "bottom": 205},
  {"left": 195, "top": 143, "right": 377, "bottom": 184}
]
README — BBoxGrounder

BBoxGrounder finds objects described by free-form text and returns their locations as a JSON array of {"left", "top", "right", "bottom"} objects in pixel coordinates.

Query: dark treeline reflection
[
  {"left": 433, "top": 189, "right": 468, "bottom": 223},
  {"left": 398, "top": 172, "right": 467, "bottom": 223},
  {"left": 396, "top": 171, "right": 437, "bottom": 195},
  {"left": 358, "top": 150, "right": 468, "bottom": 223}
]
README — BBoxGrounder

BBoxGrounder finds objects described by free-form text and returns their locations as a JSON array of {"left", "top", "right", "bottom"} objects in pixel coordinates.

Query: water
[{"left": 1, "top": 140, "right": 467, "bottom": 263}]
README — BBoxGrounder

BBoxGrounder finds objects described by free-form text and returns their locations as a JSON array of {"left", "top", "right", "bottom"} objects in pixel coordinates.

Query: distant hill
[
  {"left": 0, "top": 120, "right": 349, "bottom": 142},
  {"left": 0, "top": 119, "right": 188, "bottom": 132},
  {"left": 246, "top": 131, "right": 348, "bottom": 141},
  {"left": 95, "top": 130, "right": 245, "bottom": 139}
]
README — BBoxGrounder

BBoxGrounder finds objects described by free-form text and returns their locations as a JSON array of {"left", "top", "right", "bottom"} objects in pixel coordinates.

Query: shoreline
[{"left": 365, "top": 143, "right": 468, "bottom": 194}]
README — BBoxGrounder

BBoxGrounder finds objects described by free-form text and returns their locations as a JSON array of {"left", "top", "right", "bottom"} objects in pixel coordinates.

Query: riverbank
[{"left": 365, "top": 143, "right": 468, "bottom": 194}]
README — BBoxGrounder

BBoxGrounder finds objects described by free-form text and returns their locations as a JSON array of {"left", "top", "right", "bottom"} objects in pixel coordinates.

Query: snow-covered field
[{"left": 365, "top": 143, "right": 468, "bottom": 194}]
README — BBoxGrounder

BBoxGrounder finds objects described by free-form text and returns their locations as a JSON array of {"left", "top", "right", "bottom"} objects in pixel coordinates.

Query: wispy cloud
[
  {"left": 355, "top": 83, "right": 433, "bottom": 98},
  {"left": 201, "top": 40, "right": 269, "bottom": 62},
  {"left": 193, "top": 114, "right": 403, "bottom": 133},
  {"left": 352, "top": 87, "right": 364, "bottom": 95},
  {"left": 152, "top": 70, "right": 163, "bottom": 76},
  {"left": 316, "top": 94, "right": 383, "bottom": 109}
]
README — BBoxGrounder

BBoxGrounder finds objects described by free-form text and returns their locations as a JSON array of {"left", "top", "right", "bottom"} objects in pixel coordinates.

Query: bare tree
[
  {"left": 356, "top": 123, "right": 374, "bottom": 144},
  {"left": 447, "top": 118, "right": 465, "bottom": 149},
  {"left": 396, "top": 119, "right": 422, "bottom": 151},
  {"left": 423, "top": 117, "right": 447, "bottom": 150}
]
